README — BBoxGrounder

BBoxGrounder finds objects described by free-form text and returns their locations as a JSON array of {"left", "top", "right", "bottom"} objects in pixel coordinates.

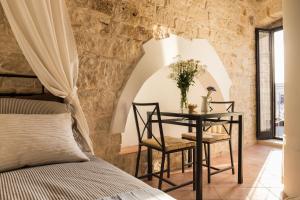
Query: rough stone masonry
[{"left": 0, "top": 0, "right": 281, "bottom": 174}]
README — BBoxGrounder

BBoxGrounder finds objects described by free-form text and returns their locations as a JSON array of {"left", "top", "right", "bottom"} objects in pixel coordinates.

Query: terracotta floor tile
[
  {"left": 142, "top": 144, "right": 283, "bottom": 200},
  {"left": 215, "top": 187, "right": 279, "bottom": 200},
  {"left": 169, "top": 186, "right": 221, "bottom": 200}
]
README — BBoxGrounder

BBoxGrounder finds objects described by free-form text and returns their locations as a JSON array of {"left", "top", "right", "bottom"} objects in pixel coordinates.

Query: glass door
[
  {"left": 256, "top": 27, "right": 284, "bottom": 140},
  {"left": 256, "top": 29, "right": 274, "bottom": 139},
  {"left": 274, "top": 30, "right": 284, "bottom": 139}
]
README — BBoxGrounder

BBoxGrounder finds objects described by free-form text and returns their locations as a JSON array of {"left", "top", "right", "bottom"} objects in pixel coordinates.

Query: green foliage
[{"left": 169, "top": 58, "right": 206, "bottom": 109}]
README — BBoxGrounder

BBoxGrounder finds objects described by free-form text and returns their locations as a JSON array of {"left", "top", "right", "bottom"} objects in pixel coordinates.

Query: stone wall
[
  {"left": 0, "top": 6, "right": 43, "bottom": 94},
  {"left": 0, "top": 0, "right": 282, "bottom": 174},
  {"left": 256, "top": 0, "right": 282, "bottom": 27}
]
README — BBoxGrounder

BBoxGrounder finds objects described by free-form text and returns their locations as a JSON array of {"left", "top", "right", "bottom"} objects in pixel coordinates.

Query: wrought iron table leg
[
  {"left": 192, "top": 148, "right": 196, "bottom": 191},
  {"left": 238, "top": 114, "right": 244, "bottom": 184},
  {"left": 147, "top": 113, "right": 153, "bottom": 181},
  {"left": 188, "top": 119, "right": 193, "bottom": 167},
  {"left": 195, "top": 119, "right": 203, "bottom": 200},
  {"left": 207, "top": 144, "right": 211, "bottom": 184}
]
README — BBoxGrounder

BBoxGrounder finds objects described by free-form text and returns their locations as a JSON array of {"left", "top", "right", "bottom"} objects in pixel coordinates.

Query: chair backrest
[
  {"left": 132, "top": 102, "right": 166, "bottom": 150},
  {"left": 208, "top": 101, "right": 235, "bottom": 135}
]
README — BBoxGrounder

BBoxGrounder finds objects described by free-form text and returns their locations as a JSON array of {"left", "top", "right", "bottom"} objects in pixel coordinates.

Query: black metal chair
[
  {"left": 181, "top": 101, "right": 235, "bottom": 183},
  {"left": 133, "top": 102, "right": 195, "bottom": 191}
]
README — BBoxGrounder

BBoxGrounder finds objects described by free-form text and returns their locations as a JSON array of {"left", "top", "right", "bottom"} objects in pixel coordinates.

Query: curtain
[{"left": 0, "top": 0, "right": 93, "bottom": 153}]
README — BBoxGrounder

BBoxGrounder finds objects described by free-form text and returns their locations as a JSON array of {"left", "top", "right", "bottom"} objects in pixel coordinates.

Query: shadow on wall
[{"left": 110, "top": 35, "right": 232, "bottom": 142}]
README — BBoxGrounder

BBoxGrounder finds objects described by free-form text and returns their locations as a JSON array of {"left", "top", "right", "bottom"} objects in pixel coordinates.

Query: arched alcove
[
  {"left": 122, "top": 66, "right": 226, "bottom": 147},
  {"left": 110, "top": 35, "right": 232, "bottom": 135}
]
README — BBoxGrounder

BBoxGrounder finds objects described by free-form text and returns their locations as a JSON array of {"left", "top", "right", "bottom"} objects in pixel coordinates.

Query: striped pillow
[
  {"left": 0, "top": 113, "right": 89, "bottom": 172},
  {"left": 0, "top": 98, "right": 89, "bottom": 152}
]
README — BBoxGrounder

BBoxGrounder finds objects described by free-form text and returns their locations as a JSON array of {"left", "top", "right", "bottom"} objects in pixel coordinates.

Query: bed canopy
[{"left": 0, "top": 0, "right": 93, "bottom": 153}]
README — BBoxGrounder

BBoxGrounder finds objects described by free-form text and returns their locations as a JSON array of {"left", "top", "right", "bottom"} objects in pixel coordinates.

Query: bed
[
  {"left": 0, "top": 153, "right": 172, "bottom": 200},
  {"left": 0, "top": 88, "right": 174, "bottom": 200}
]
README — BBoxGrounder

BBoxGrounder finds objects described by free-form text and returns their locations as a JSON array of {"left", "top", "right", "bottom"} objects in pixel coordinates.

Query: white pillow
[{"left": 0, "top": 113, "right": 89, "bottom": 172}]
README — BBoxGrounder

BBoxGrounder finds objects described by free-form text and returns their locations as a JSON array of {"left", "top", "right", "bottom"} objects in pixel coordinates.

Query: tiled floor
[{"left": 144, "top": 144, "right": 285, "bottom": 200}]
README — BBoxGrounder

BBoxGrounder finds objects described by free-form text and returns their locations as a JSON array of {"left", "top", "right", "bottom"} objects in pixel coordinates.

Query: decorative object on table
[
  {"left": 201, "top": 86, "right": 216, "bottom": 113},
  {"left": 169, "top": 56, "right": 206, "bottom": 111},
  {"left": 188, "top": 104, "right": 197, "bottom": 114}
]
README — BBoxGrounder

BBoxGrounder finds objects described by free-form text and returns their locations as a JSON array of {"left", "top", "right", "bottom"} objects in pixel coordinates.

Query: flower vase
[{"left": 180, "top": 88, "right": 188, "bottom": 112}]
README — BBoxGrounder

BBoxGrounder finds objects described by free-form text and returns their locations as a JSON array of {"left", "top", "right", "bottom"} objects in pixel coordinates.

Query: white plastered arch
[{"left": 110, "top": 34, "right": 232, "bottom": 134}]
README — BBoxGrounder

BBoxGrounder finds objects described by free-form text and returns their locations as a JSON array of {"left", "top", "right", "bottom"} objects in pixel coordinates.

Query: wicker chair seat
[
  {"left": 182, "top": 132, "right": 230, "bottom": 143},
  {"left": 141, "top": 136, "right": 195, "bottom": 152}
]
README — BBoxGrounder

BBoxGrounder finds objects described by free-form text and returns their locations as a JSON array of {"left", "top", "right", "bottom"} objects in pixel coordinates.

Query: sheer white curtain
[{"left": 0, "top": 0, "right": 93, "bottom": 153}]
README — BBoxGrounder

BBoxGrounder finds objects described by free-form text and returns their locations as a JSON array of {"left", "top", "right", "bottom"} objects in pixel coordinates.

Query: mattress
[{"left": 0, "top": 155, "right": 174, "bottom": 200}]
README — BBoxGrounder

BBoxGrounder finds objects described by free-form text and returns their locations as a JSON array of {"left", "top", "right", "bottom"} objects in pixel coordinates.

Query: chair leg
[
  {"left": 188, "top": 149, "right": 192, "bottom": 167},
  {"left": 158, "top": 153, "right": 166, "bottom": 190},
  {"left": 229, "top": 139, "right": 235, "bottom": 175},
  {"left": 181, "top": 150, "right": 185, "bottom": 173},
  {"left": 167, "top": 153, "right": 170, "bottom": 178},
  {"left": 207, "top": 144, "right": 211, "bottom": 184},
  {"left": 192, "top": 148, "right": 196, "bottom": 191},
  {"left": 204, "top": 143, "right": 208, "bottom": 165},
  {"left": 135, "top": 145, "right": 141, "bottom": 177},
  {"left": 147, "top": 148, "right": 153, "bottom": 181}
]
